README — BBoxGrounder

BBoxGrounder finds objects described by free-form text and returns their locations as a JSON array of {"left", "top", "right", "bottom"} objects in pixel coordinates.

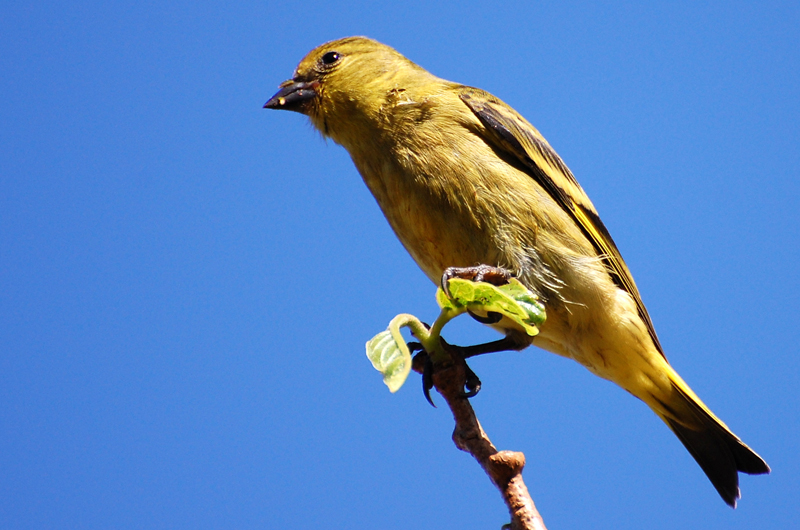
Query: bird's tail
[{"left": 649, "top": 369, "right": 770, "bottom": 507}]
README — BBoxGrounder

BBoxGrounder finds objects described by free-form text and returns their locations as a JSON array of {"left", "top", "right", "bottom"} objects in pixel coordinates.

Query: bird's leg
[
  {"left": 440, "top": 333, "right": 529, "bottom": 394},
  {"left": 446, "top": 334, "right": 529, "bottom": 359}
]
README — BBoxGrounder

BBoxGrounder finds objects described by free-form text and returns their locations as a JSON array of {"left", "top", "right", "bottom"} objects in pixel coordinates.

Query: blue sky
[{"left": 2, "top": 1, "right": 798, "bottom": 528}]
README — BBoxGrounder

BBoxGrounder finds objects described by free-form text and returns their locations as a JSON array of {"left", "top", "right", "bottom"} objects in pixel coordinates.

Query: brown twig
[{"left": 418, "top": 354, "right": 548, "bottom": 530}]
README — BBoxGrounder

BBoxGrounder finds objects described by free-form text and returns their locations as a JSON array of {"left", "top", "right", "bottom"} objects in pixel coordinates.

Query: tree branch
[{"left": 422, "top": 355, "right": 548, "bottom": 530}]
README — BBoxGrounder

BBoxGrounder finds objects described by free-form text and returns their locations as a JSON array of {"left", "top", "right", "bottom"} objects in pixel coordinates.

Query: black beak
[{"left": 264, "top": 80, "right": 317, "bottom": 112}]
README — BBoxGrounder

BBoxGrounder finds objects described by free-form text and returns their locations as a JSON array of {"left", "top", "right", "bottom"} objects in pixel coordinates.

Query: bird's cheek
[{"left": 305, "top": 103, "right": 330, "bottom": 137}]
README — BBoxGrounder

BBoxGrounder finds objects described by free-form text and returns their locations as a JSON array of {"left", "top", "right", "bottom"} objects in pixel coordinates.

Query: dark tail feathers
[{"left": 663, "top": 386, "right": 770, "bottom": 507}]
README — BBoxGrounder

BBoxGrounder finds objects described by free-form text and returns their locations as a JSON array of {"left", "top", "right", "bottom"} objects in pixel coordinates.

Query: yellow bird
[{"left": 264, "top": 36, "right": 769, "bottom": 506}]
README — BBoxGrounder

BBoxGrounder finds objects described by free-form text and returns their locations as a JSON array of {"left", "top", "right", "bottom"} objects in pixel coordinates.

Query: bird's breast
[{"left": 358, "top": 153, "right": 495, "bottom": 283}]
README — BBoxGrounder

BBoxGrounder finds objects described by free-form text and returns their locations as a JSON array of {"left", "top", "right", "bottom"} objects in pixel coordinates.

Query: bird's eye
[{"left": 321, "top": 51, "right": 340, "bottom": 66}]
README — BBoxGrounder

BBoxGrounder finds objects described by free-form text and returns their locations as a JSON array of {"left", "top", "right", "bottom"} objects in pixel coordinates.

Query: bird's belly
[{"left": 531, "top": 282, "right": 667, "bottom": 400}]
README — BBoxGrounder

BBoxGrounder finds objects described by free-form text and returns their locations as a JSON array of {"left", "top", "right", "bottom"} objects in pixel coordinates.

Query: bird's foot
[
  {"left": 411, "top": 343, "right": 482, "bottom": 407},
  {"left": 405, "top": 265, "right": 523, "bottom": 406},
  {"left": 441, "top": 264, "right": 513, "bottom": 296},
  {"left": 441, "top": 265, "right": 514, "bottom": 325}
]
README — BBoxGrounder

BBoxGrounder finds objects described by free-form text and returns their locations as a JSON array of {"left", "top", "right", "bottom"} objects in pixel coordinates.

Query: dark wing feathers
[{"left": 459, "top": 88, "right": 664, "bottom": 358}]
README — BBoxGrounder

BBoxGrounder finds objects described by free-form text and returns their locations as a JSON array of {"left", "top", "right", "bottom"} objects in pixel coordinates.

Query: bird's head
[{"left": 264, "top": 36, "right": 436, "bottom": 143}]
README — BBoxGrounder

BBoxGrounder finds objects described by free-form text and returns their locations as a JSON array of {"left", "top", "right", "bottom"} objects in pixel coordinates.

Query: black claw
[
  {"left": 467, "top": 309, "right": 503, "bottom": 324},
  {"left": 422, "top": 356, "right": 436, "bottom": 407},
  {"left": 412, "top": 347, "right": 436, "bottom": 407},
  {"left": 440, "top": 268, "right": 455, "bottom": 299},
  {"left": 463, "top": 363, "right": 482, "bottom": 398},
  {"left": 406, "top": 341, "right": 423, "bottom": 355}
]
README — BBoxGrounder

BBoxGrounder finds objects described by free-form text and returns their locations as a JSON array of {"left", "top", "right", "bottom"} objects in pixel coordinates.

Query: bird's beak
[{"left": 264, "top": 80, "right": 318, "bottom": 113}]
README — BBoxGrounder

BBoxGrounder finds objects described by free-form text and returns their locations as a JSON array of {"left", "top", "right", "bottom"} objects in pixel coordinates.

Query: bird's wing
[{"left": 459, "top": 87, "right": 664, "bottom": 358}]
